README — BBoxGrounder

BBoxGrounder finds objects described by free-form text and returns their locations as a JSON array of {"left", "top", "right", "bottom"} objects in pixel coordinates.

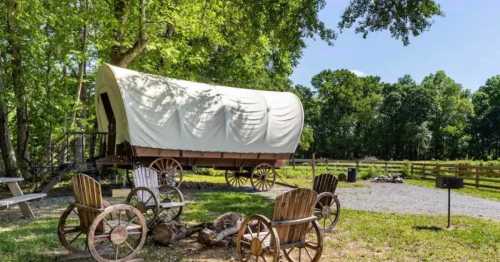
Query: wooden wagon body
[{"left": 93, "top": 64, "right": 303, "bottom": 190}]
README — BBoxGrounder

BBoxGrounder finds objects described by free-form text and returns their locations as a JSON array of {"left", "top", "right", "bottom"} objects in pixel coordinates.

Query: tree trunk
[
  {"left": 0, "top": 65, "right": 20, "bottom": 177},
  {"left": 110, "top": 0, "right": 148, "bottom": 68},
  {"left": 6, "top": 0, "right": 30, "bottom": 178}
]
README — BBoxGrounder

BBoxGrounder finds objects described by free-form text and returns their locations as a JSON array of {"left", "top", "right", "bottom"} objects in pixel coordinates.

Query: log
[
  {"left": 152, "top": 221, "right": 207, "bottom": 246},
  {"left": 198, "top": 212, "right": 244, "bottom": 247}
]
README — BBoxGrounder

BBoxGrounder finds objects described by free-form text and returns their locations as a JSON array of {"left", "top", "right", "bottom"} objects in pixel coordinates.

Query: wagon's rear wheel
[
  {"left": 58, "top": 203, "right": 87, "bottom": 254},
  {"left": 149, "top": 157, "right": 183, "bottom": 187},
  {"left": 314, "top": 192, "right": 340, "bottom": 232},
  {"left": 283, "top": 221, "right": 323, "bottom": 262},
  {"left": 87, "top": 204, "right": 147, "bottom": 262},
  {"left": 225, "top": 170, "right": 248, "bottom": 187},
  {"left": 236, "top": 214, "right": 280, "bottom": 262},
  {"left": 250, "top": 163, "right": 276, "bottom": 191}
]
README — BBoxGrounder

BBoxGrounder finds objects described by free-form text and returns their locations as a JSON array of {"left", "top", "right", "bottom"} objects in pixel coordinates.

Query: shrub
[{"left": 360, "top": 165, "right": 382, "bottom": 180}]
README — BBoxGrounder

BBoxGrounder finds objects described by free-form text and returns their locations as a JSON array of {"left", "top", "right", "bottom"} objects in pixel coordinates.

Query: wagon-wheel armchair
[
  {"left": 58, "top": 174, "right": 147, "bottom": 262},
  {"left": 236, "top": 188, "right": 323, "bottom": 262},
  {"left": 313, "top": 173, "right": 340, "bottom": 232},
  {"left": 126, "top": 166, "right": 186, "bottom": 228}
]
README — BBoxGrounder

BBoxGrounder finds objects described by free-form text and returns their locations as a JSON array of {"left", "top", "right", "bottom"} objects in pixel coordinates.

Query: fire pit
[{"left": 435, "top": 176, "right": 464, "bottom": 228}]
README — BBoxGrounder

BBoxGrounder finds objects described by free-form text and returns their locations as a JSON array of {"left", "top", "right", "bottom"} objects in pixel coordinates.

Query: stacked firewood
[{"left": 152, "top": 212, "right": 244, "bottom": 247}]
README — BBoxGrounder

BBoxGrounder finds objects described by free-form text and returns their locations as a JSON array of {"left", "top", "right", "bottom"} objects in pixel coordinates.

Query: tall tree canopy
[{"left": 0, "top": 0, "right": 444, "bottom": 177}]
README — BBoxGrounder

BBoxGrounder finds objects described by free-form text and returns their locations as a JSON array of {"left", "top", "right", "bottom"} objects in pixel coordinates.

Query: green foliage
[
  {"left": 0, "top": 0, "right": 448, "bottom": 176},
  {"left": 339, "top": 0, "right": 443, "bottom": 45},
  {"left": 360, "top": 165, "right": 382, "bottom": 180}
]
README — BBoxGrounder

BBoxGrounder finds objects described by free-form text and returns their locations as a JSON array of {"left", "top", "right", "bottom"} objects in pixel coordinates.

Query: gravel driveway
[
  {"left": 256, "top": 183, "right": 500, "bottom": 221},
  {"left": 337, "top": 183, "right": 500, "bottom": 220}
]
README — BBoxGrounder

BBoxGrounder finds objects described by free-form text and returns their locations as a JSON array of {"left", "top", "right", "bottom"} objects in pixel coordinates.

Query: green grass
[
  {"left": 1, "top": 189, "right": 499, "bottom": 261},
  {"left": 182, "top": 166, "right": 365, "bottom": 189},
  {"left": 406, "top": 178, "right": 500, "bottom": 201}
]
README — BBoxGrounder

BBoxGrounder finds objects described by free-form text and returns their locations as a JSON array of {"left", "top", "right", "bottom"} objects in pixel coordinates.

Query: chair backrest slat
[
  {"left": 272, "top": 188, "right": 317, "bottom": 244},
  {"left": 313, "top": 173, "right": 338, "bottom": 194},
  {"left": 72, "top": 174, "right": 102, "bottom": 231},
  {"left": 133, "top": 167, "right": 160, "bottom": 205}
]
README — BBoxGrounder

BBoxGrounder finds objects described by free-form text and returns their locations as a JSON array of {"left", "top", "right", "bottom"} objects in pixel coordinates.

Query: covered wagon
[{"left": 94, "top": 64, "right": 304, "bottom": 191}]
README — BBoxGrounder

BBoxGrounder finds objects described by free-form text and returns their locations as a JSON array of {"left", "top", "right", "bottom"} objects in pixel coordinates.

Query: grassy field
[
  {"left": 406, "top": 178, "right": 500, "bottom": 201},
  {"left": 183, "top": 166, "right": 365, "bottom": 189},
  {"left": 0, "top": 188, "right": 499, "bottom": 261}
]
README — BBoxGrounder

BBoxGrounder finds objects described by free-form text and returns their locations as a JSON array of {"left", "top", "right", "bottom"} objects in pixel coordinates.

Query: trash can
[{"left": 347, "top": 168, "right": 357, "bottom": 183}]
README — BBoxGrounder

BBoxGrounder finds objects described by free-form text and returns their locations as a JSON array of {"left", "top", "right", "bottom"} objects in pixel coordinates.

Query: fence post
[
  {"left": 422, "top": 164, "right": 426, "bottom": 179},
  {"left": 311, "top": 153, "right": 316, "bottom": 186},
  {"left": 384, "top": 161, "right": 388, "bottom": 176},
  {"left": 476, "top": 163, "right": 481, "bottom": 188},
  {"left": 411, "top": 162, "right": 414, "bottom": 177}
]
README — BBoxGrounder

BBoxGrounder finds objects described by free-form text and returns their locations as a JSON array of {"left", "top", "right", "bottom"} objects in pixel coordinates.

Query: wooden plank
[
  {"left": 0, "top": 193, "right": 46, "bottom": 208},
  {"left": 272, "top": 188, "right": 317, "bottom": 244},
  {"left": 6, "top": 182, "right": 36, "bottom": 219},
  {"left": 0, "top": 177, "right": 24, "bottom": 184}
]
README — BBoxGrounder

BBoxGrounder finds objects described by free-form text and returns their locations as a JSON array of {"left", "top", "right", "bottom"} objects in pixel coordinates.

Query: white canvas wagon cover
[{"left": 95, "top": 64, "right": 304, "bottom": 154}]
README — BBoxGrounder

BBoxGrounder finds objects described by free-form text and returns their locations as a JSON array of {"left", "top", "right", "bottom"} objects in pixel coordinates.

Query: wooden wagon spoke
[
  {"left": 94, "top": 233, "right": 111, "bottom": 243},
  {"left": 69, "top": 232, "right": 83, "bottom": 244},
  {"left": 124, "top": 240, "right": 135, "bottom": 252},
  {"left": 304, "top": 246, "right": 313, "bottom": 260},
  {"left": 114, "top": 245, "right": 120, "bottom": 260}
]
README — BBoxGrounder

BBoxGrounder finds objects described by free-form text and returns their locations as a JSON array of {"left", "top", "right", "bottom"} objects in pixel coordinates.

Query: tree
[
  {"left": 421, "top": 71, "right": 473, "bottom": 159},
  {"left": 339, "top": 0, "right": 443, "bottom": 45},
  {"left": 471, "top": 76, "right": 500, "bottom": 159},
  {"left": 311, "top": 69, "right": 382, "bottom": 158}
]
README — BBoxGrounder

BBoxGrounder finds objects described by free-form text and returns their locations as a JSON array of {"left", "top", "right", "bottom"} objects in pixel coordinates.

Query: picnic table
[{"left": 0, "top": 177, "right": 46, "bottom": 219}]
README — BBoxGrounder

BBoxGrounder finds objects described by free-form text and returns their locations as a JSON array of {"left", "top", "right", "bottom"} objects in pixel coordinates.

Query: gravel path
[
  {"left": 255, "top": 183, "right": 500, "bottom": 221},
  {"left": 337, "top": 182, "right": 500, "bottom": 220}
]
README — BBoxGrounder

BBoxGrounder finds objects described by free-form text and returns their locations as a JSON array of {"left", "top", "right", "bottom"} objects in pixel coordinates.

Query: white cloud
[{"left": 348, "top": 69, "right": 366, "bottom": 77}]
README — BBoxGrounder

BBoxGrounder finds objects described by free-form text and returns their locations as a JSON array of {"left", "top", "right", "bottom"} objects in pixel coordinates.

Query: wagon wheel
[
  {"left": 225, "top": 170, "right": 248, "bottom": 187},
  {"left": 251, "top": 163, "right": 276, "bottom": 191},
  {"left": 126, "top": 187, "right": 160, "bottom": 229},
  {"left": 87, "top": 204, "right": 147, "bottom": 262},
  {"left": 58, "top": 203, "right": 87, "bottom": 254},
  {"left": 236, "top": 214, "right": 280, "bottom": 262},
  {"left": 157, "top": 185, "right": 184, "bottom": 223},
  {"left": 313, "top": 192, "right": 340, "bottom": 232},
  {"left": 283, "top": 221, "right": 323, "bottom": 262},
  {"left": 149, "top": 157, "right": 183, "bottom": 187}
]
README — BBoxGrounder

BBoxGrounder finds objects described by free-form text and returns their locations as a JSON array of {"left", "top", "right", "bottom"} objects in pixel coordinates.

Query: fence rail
[{"left": 288, "top": 158, "right": 500, "bottom": 191}]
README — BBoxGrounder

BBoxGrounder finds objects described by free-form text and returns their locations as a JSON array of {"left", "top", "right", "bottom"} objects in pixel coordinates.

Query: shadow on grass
[
  {"left": 413, "top": 225, "right": 444, "bottom": 231},
  {"left": 0, "top": 218, "right": 61, "bottom": 261}
]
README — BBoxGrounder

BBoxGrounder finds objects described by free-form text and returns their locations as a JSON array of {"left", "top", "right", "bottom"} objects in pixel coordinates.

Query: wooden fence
[
  {"left": 289, "top": 158, "right": 500, "bottom": 191},
  {"left": 411, "top": 163, "right": 500, "bottom": 190}
]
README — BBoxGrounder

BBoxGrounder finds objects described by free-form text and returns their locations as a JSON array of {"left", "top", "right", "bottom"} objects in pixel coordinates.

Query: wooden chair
[
  {"left": 313, "top": 173, "right": 341, "bottom": 231},
  {"left": 126, "top": 166, "right": 186, "bottom": 228},
  {"left": 58, "top": 174, "right": 147, "bottom": 262},
  {"left": 236, "top": 188, "right": 323, "bottom": 262}
]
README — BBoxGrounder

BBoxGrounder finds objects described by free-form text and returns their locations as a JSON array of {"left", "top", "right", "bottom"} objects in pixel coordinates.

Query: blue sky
[{"left": 290, "top": 0, "right": 500, "bottom": 91}]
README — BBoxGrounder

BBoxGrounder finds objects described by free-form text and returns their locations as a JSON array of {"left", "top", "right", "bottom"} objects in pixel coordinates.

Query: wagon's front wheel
[
  {"left": 283, "top": 221, "right": 323, "bottom": 262},
  {"left": 250, "top": 163, "right": 276, "bottom": 191},
  {"left": 58, "top": 203, "right": 87, "bottom": 254},
  {"left": 87, "top": 204, "right": 147, "bottom": 262},
  {"left": 149, "top": 157, "right": 183, "bottom": 187},
  {"left": 236, "top": 214, "right": 280, "bottom": 262}
]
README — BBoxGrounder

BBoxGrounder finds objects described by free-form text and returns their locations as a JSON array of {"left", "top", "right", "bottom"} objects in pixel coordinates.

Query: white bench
[{"left": 0, "top": 177, "right": 46, "bottom": 219}]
